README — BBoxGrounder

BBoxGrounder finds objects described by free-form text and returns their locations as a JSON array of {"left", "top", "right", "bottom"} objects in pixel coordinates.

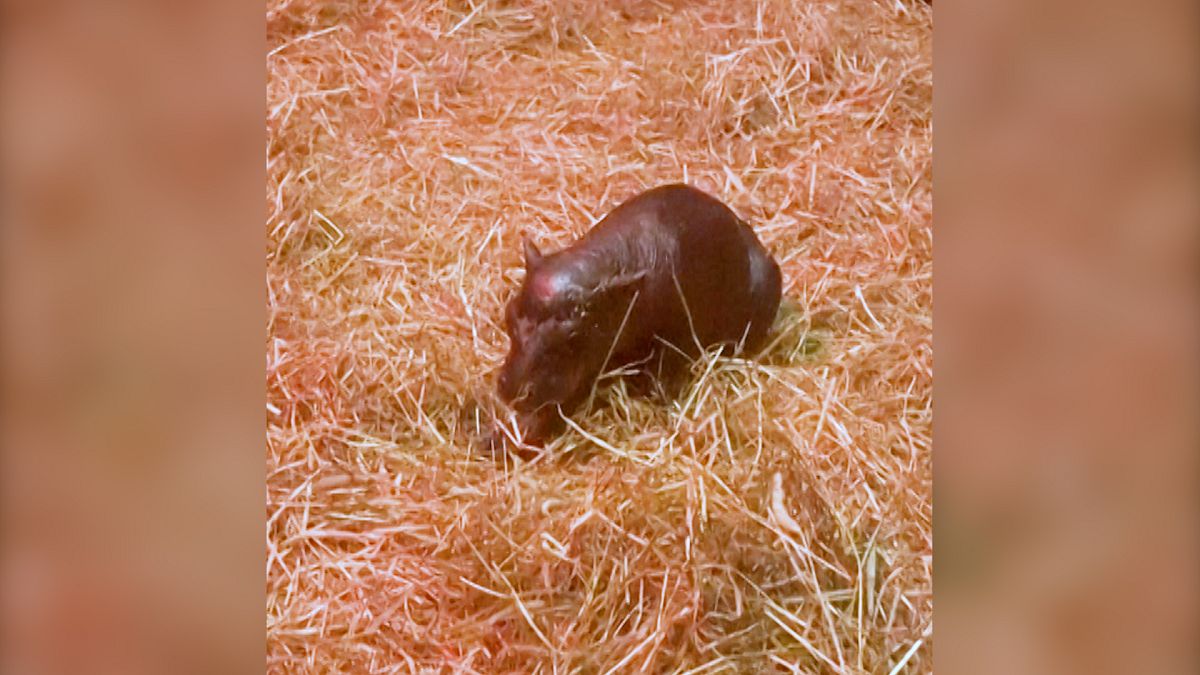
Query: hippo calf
[{"left": 495, "top": 183, "right": 782, "bottom": 446}]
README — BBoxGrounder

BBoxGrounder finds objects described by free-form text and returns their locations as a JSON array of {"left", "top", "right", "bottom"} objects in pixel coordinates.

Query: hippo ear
[{"left": 522, "top": 236, "right": 543, "bottom": 271}]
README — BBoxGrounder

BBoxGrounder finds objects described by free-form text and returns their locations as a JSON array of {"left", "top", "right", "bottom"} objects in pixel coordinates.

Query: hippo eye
[{"left": 554, "top": 304, "right": 584, "bottom": 322}]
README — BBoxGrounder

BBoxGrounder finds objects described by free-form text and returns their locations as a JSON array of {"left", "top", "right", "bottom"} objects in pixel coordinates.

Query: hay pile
[{"left": 266, "top": 0, "right": 931, "bottom": 671}]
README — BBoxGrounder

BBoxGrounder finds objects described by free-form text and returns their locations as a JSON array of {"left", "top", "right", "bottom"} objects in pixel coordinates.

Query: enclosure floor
[{"left": 267, "top": 1, "right": 932, "bottom": 671}]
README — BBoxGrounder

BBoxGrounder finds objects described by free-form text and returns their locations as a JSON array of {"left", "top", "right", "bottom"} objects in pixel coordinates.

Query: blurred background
[
  {"left": 936, "top": 0, "right": 1199, "bottom": 672},
  {"left": 0, "top": 1, "right": 263, "bottom": 672},
  {"left": 0, "top": 0, "right": 1196, "bottom": 673}
]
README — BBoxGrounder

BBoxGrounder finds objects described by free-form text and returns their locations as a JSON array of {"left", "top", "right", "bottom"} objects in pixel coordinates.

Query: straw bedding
[{"left": 267, "top": 0, "right": 931, "bottom": 671}]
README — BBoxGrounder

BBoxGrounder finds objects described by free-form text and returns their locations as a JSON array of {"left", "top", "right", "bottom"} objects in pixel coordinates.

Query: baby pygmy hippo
[{"left": 495, "top": 183, "right": 782, "bottom": 446}]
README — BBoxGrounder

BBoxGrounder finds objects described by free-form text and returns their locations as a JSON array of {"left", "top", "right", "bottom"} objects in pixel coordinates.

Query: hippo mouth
[{"left": 514, "top": 404, "right": 567, "bottom": 445}]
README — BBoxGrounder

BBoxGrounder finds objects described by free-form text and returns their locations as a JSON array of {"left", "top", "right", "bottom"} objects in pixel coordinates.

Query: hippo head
[{"left": 497, "top": 237, "right": 645, "bottom": 444}]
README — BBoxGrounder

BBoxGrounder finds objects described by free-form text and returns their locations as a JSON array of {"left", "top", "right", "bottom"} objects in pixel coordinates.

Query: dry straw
[{"left": 267, "top": 0, "right": 931, "bottom": 672}]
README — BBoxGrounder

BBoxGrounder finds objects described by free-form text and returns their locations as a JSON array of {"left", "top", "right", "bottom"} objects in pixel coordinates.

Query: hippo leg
[{"left": 645, "top": 344, "right": 693, "bottom": 400}]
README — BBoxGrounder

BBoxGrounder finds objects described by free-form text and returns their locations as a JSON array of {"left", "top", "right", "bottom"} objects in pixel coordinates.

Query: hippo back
[{"left": 602, "top": 184, "right": 781, "bottom": 357}]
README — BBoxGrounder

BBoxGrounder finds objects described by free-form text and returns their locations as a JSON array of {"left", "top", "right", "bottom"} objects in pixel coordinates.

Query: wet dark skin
[{"left": 494, "top": 184, "right": 782, "bottom": 449}]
